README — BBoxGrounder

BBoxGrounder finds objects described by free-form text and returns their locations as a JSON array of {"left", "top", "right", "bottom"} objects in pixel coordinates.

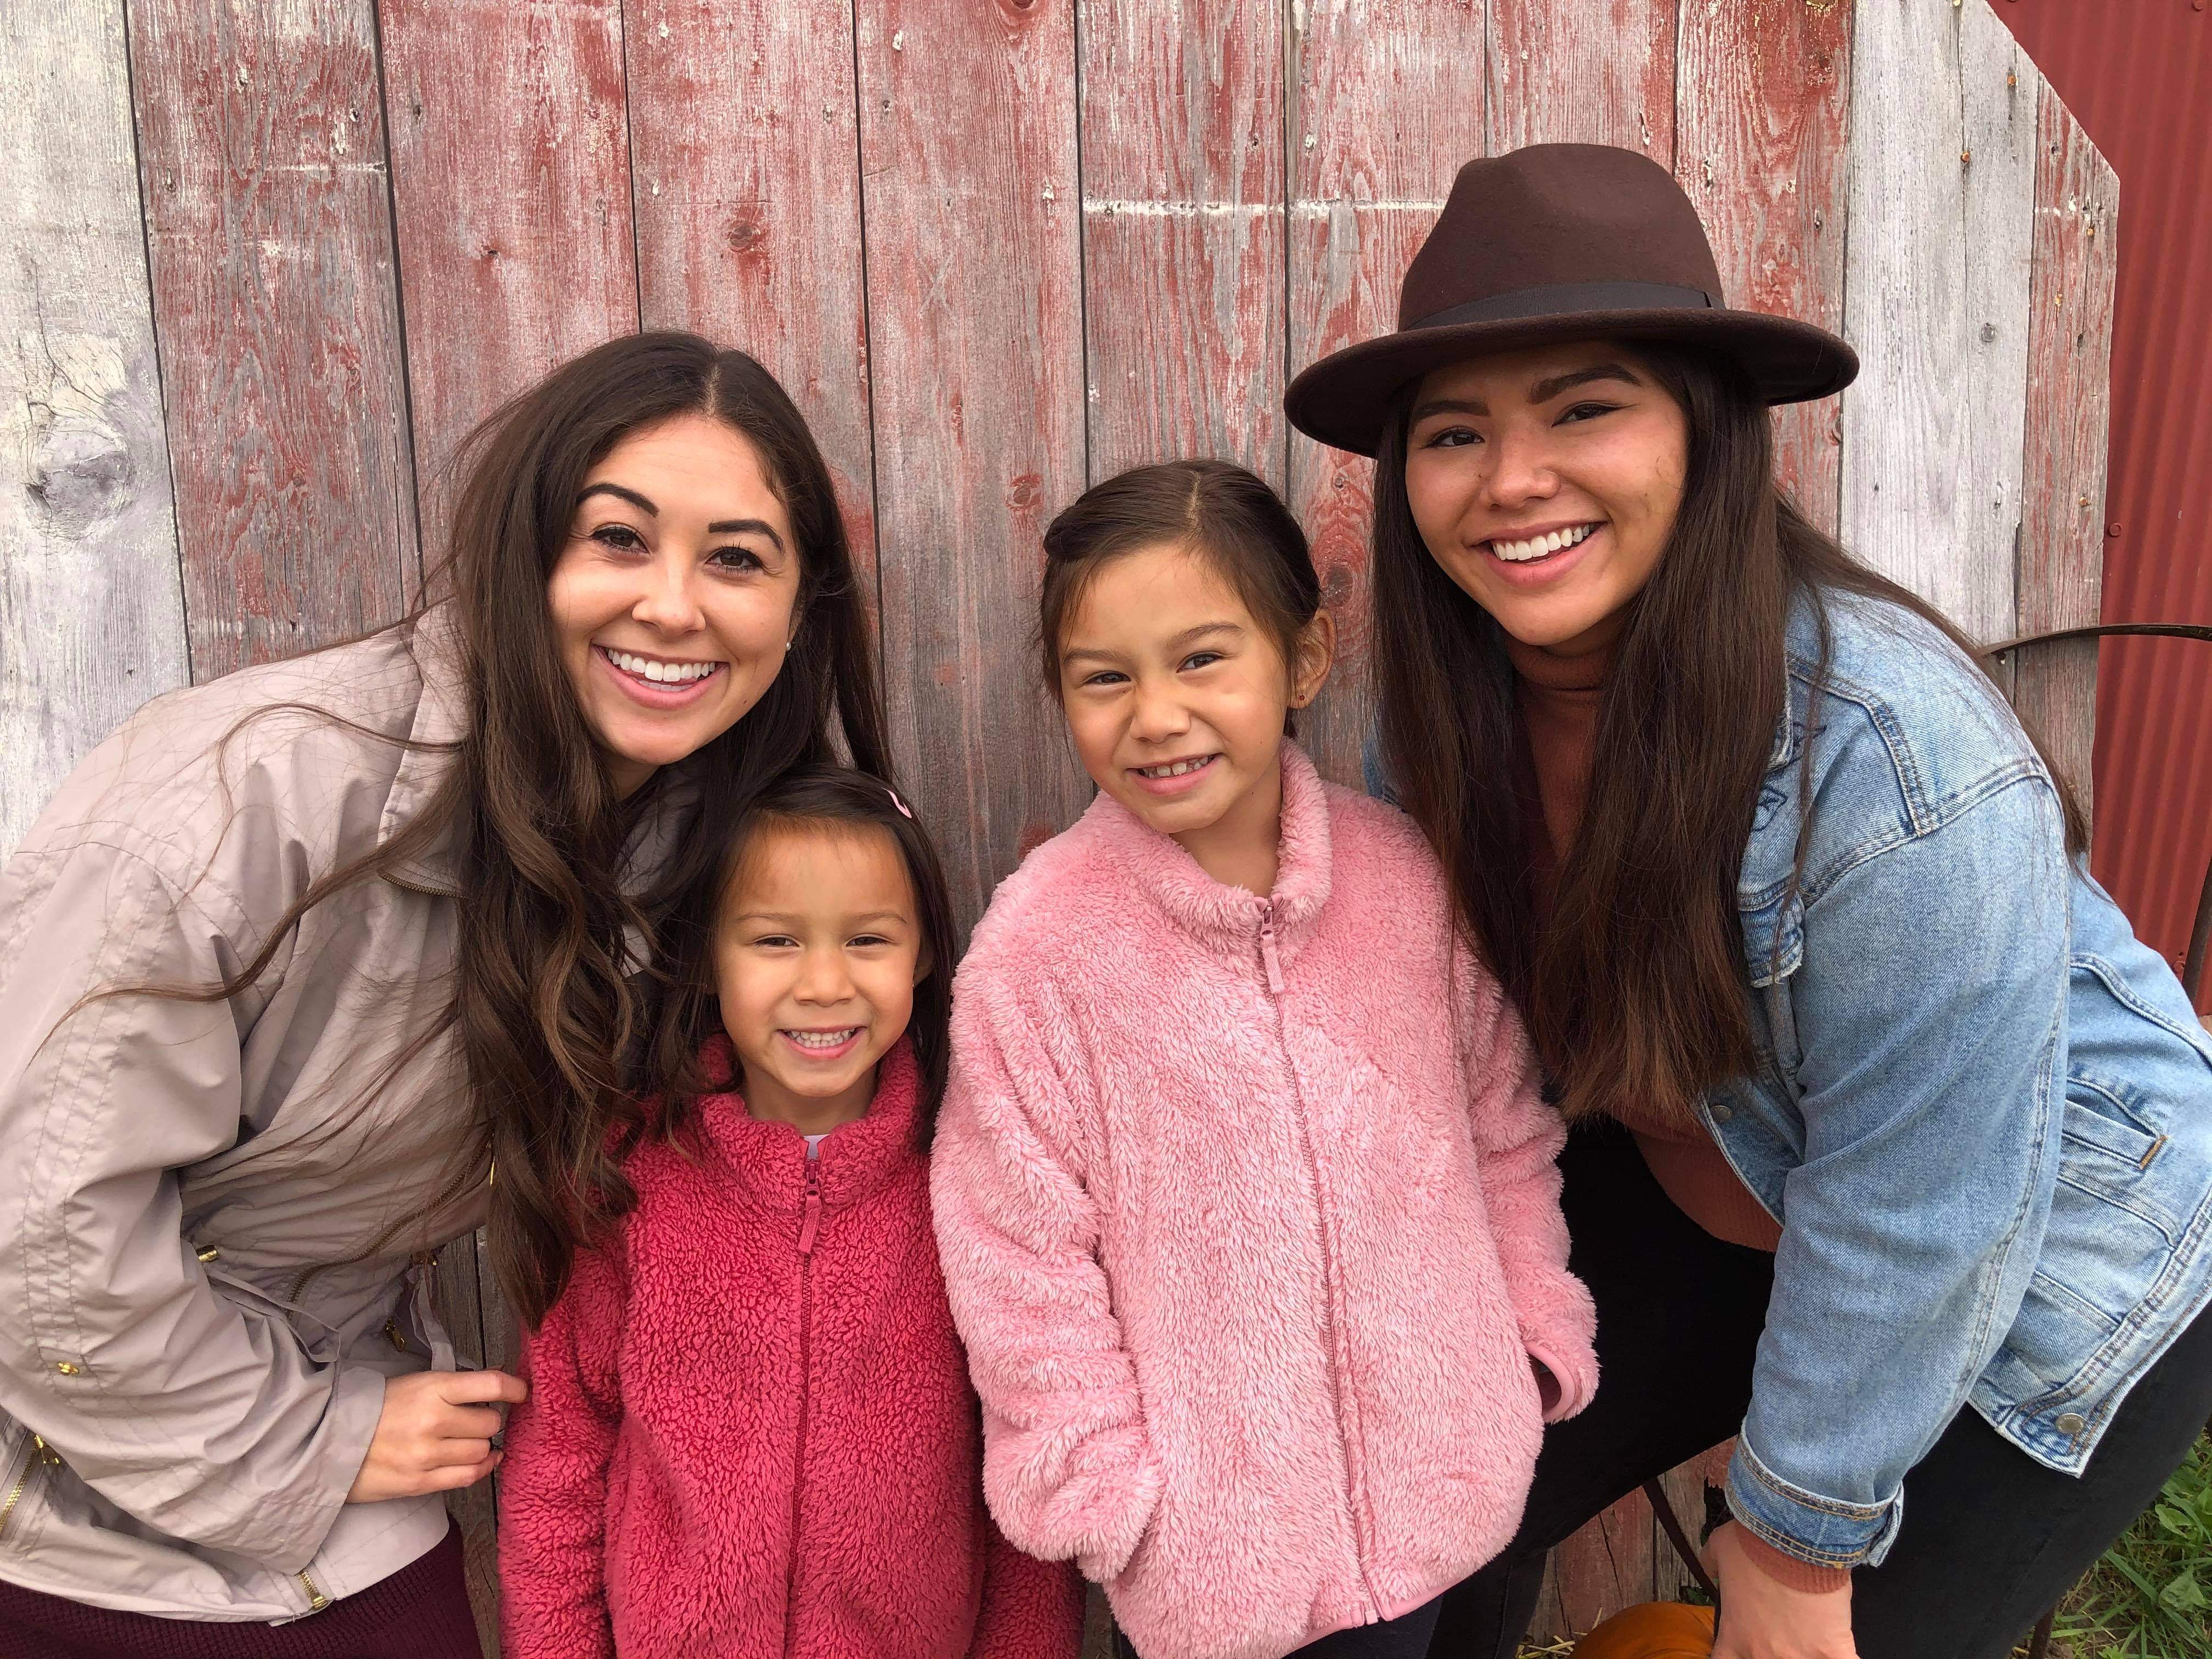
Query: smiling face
[
  {"left": 1402, "top": 342, "right": 1689, "bottom": 657},
  {"left": 545, "top": 412, "right": 803, "bottom": 796},
  {"left": 713, "top": 819, "right": 924, "bottom": 1135},
  {"left": 1057, "top": 541, "right": 1333, "bottom": 894}
]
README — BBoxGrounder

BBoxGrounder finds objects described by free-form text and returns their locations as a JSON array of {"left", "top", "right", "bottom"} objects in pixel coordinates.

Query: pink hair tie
[{"left": 888, "top": 787, "right": 914, "bottom": 820}]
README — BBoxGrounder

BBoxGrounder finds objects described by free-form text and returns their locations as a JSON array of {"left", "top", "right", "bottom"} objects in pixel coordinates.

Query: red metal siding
[{"left": 1996, "top": 0, "right": 2212, "bottom": 1006}]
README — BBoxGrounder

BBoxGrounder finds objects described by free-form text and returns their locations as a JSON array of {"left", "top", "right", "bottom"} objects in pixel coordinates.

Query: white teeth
[
  {"left": 1138, "top": 756, "right": 1213, "bottom": 779},
  {"left": 1488, "top": 523, "right": 1596, "bottom": 563},
  {"left": 604, "top": 648, "right": 719, "bottom": 683},
  {"left": 786, "top": 1028, "right": 860, "bottom": 1050}
]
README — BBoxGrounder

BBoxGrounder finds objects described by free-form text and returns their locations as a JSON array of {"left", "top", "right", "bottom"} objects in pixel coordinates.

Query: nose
[
  {"left": 630, "top": 546, "right": 706, "bottom": 636},
  {"left": 1129, "top": 674, "right": 1192, "bottom": 744},
  {"left": 792, "top": 944, "right": 856, "bottom": 1007},
  {"left": 1480, "top": 424, "right": 1560, "bottom": 512}
]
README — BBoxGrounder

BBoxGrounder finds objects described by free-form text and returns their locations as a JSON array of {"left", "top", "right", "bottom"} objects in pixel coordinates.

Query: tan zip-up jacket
[{"left": 0, "top": 610, "right": 505, "bottom": 1622}]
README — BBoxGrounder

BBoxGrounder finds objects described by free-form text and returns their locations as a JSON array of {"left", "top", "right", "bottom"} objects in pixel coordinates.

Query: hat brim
[{"left": 1283, "top": 308, "right": 1859, "bottom": 458}]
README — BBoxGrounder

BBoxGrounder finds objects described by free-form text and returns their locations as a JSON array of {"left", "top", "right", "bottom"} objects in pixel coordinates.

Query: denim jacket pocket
[
  {"left": 1739, "top": 887, "right": 1804, "bottom": 990},
  {"left": 1996, "top": 1086, "right": 2179, "bottom": 1407}
]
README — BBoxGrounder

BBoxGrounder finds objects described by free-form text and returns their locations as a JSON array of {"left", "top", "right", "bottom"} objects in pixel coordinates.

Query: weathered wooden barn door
[{"left": 0, "top": 1, "right": 2114, "bottom": 1651}]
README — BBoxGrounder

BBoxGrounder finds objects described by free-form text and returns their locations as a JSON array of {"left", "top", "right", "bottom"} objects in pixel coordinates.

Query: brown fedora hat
[{"left": 1283, "top": 144, "right": 1857, "bottom": 457}]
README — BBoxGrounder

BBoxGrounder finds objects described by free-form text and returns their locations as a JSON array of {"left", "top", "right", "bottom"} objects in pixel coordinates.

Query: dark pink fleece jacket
[
  {"left": 933, "top": 746, "right": 1597, "bottom": 1659},
  {"left": 498, "top": 1042, "right": 1084, "bottom": 1659}
]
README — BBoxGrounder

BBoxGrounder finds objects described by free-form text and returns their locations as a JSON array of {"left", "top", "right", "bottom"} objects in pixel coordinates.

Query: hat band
[{"left": 1407, "top": 280, "right": 1717, "bottom": 332}]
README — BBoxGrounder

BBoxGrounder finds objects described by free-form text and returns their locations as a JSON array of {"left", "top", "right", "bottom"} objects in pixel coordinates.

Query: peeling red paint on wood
[
  {"left": 127, "top": 0, "right": 416, "bottom": 677},
  {"left": 624, "top": 0, "right": 881, "bottom": 607},
  {"left": 1080, "top": 0, "right": 1286, "bottom": 484},
  {"left": 855, "top": 0, "right": 1092, "bottom": 923},
  {"left": 1286, "top": 0, "right": 1487, "bottom": 788},
  {"left": 377, "top": 0, "right": 638, "bottom": 554},
  {"left": 1674, "top": 0, "right": 1853, "bottom": 533},
  {"left": 1489, "top": 0, "right": 1677, "bottom": 160},
  {"left": 2013, "top": 81, "right": 2117, "bottom": 821}
]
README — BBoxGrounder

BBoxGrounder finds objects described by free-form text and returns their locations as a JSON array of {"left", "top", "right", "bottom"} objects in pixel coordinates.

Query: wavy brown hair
[
  {"left": 1369, "top": 343, "right": 2085, "bottom": 1131},
  {"left": 55, "top": 334, "right": 887, "bottom": 1328},
  {"left": 444, "top": 335, "right": 890, "bottom": 1324}
]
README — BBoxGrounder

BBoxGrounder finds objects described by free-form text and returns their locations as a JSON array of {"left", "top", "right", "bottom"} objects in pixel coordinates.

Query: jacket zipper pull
[
  {"left": 1259, "top": 903, "right": 1285, "bottom": 995},
  {"left": 797, "top": 1160, "right": 822, "bottom": 1256}
]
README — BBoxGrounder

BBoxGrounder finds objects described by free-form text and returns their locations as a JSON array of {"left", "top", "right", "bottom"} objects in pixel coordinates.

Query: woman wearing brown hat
[{"left": 1286, "top": 145, "right": 2212, "bottom": 1659}]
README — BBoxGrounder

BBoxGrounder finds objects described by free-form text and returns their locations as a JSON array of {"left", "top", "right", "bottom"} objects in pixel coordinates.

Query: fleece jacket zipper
[
  {"left": 1258, "top": 901, "right": 1382, "bottom": 1621},
  {"left": 785, "top": 1152, "right": 823, "bottom": 1657}
]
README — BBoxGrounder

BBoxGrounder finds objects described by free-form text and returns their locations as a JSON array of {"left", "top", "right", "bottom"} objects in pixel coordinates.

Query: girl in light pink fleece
[{"left": 931, "top": 461, "right": 1598, "bottom": 1659}]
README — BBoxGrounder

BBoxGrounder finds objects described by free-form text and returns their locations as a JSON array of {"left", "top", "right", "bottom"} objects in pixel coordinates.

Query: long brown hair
[
  {"left": 1369, "top": 343, "right": 2085, "bottom": 1131},
  {"left": 69, "top": 335, "right": 888, "bottom": 1329},
  {"left": 442, "top": 334, "right": 890, "bottom": 1324}
]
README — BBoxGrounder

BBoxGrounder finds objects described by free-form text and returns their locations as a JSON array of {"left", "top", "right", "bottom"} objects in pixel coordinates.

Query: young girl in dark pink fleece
[
  {"left": 932, "top": 462, "right": 1598, "bottom": 1659},
  {"left": 498, "top": 768, "right": 1083, "bottom": 1659}
]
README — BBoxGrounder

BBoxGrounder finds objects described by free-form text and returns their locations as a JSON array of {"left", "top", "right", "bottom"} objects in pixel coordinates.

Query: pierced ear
[{"left": 1289, "top": 607, "right": 1338, "bottom": 709}]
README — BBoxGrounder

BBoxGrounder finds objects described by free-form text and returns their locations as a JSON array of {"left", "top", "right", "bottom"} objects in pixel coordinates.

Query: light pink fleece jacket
[{"left": 932, "top": 744, "right": 1597, "bottom": 1659}]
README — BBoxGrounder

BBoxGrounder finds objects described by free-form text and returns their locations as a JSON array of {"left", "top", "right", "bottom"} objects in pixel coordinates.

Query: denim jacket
[
  {"left": 1370, "top": 589, "right": 2212, "bottom": 1570},
  {"left": 1709, "top": 591, "right": 2212, "bottom": 1568}
]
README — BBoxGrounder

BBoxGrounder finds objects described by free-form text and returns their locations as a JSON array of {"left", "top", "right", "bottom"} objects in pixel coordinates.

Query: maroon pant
[{"left": 0, "top": 1525, "right": 482, "bottom": 1659}]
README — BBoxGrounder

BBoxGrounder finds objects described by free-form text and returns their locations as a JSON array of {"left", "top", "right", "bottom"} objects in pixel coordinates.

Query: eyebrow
[
  {"left": 1060, "top": 620, "right": 1243, "bottom": 668},
  {"left": 731, "top": 909, "right": 909, "bottom": 927},
  {"left": 1408, "top": 362, "right": 1646, "bottom": 425},
  {"left": 576, "top": 482, "right": 787, "bottom": 550},
  {"left": 1529, "top": 362, "right": 1645, "bottom": 403}
]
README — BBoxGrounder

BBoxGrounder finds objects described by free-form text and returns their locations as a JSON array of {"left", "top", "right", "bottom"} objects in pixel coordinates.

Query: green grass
[{"left": 2046, "top": 1434, "right": 2212, "bottom": 1659}]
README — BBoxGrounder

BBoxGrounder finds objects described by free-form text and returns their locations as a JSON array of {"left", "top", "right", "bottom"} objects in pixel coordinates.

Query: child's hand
[{"left": 346, "top": 1369, "right": 528, "bottom": 1502}]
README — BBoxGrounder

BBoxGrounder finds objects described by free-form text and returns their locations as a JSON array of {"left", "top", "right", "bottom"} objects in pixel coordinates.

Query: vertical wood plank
[
  {"left": 1487, "top": 0, "right": 1676, "bottom": 159},
  {"left": 1675, "top": 0, "right": 1853, "bottom": 533},
  {"left": 126, "top": 0, "right": 417, "bottom": 679},
  {"left": 1545, "top": 1487, "right": 1660, "bottom": 1638},
  {"left": 1651, "top": 1455, "right": 1713, "bottom": 1601},
  {"left": 1841, "top": 0, "right": 2038, "bottom": 647},
  {"left": 624, "top": 0, "right": 880, "bottom": 600},
  {"left": 1286, "top": 0, "right": 1488, "bottom": 787},
  {"left": 1079, "top": 0, "right": 1286, "bottom": 484},
  {"left": 855, "top": 0, "right": 1090, "bottom": 929},
  {"left": 2012, "top": 82, "right": 2115, "bottom": 822},
  {"left": 0, "top": 0, "right": 190, "bottom": 859},
  {"left": 377, "top": 0, "right": 638, "bottom": 554}
]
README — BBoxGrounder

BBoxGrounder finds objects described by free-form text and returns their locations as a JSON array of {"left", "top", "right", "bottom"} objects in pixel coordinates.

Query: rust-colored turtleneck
[
  {"left": 1503, "top": 632, "right": 1784, "bottom": 1256},
  {"left": 1509, "top": 634, "right": 1850, "bottom": 1592}
]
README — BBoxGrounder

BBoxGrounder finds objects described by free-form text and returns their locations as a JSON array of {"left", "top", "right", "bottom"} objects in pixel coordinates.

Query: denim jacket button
[
  {"left": 1708, "top": 1101, "right": 1735, "bottom": 1126},
  {"left": 2054, "top": 1412, "right": 2087, "bottom": 1436}
]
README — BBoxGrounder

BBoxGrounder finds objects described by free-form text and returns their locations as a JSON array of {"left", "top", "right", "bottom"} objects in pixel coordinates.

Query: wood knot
[
  {"left": 725, "top": 217, "right": 766, "bottom": 253},
  {"left": 1005, "top": 472, "right": 1043, "bottom": 511},
  {"left": 26, "top": 432, "right": 137, "bottom": 538},
  {"left": 1321, "top": 563, "right": 1354, "bottom": 606}
]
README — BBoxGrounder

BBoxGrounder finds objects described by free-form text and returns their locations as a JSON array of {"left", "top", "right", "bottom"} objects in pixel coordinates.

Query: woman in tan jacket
[{"left": 0, "top": 332, "right": 889, "bottom": 1657}]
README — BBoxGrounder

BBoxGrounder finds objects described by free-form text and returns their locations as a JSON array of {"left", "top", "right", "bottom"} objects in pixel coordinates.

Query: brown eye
[{"left": 592, "top": 524, "right": 646, "bottom": 551}]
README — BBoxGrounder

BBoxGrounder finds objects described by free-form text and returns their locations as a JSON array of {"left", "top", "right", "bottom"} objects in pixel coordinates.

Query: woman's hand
[
  {"left": 1705, "top": 1522, "right": 1859, "bottom": 1659},
  {"left": 346, "top": 1369, "right": 528, "bottom": 1502}
]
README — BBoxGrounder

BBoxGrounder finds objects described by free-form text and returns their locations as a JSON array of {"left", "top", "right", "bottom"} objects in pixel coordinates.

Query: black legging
[{"left": 1430, "top": 1120, "right": 2212, "bottom": 1659}]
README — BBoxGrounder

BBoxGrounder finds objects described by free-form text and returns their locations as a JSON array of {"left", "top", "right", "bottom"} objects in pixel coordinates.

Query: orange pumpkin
[{"left": 1571, "top": 1600, "right": 1718, "bottom": 1658}]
